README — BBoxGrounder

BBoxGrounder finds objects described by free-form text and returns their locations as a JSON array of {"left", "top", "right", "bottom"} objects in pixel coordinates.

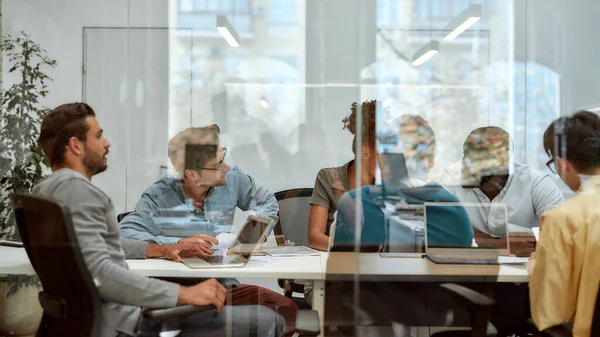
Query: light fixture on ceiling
[
  {"left": 587, "top": 106, "right": 600, "bottom": 113},
  {"left": 260, "top": 96, "right": 269, "bottom": 108},
  {"left": 216, "top": 15, "right": 240, "bottom": 48},
  {"left": 443, "top": 4, "right": 481, "bottom": 41},
  {"left": 412, "top": 40, "right": 439, "bottom": 66}
]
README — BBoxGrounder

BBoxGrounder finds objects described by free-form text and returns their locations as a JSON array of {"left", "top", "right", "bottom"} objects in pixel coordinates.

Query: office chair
[
  {"left": 117, "top": 211, "right": 133, "bottom": 223},
  {"left": 273, "top": 188, "right": 313, "bottom": 307},
  {"left": 11, "top": 194, "right": 214, "bottom": 337}
]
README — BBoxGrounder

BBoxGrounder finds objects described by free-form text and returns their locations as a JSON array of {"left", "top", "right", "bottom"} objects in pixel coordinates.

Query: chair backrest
[
  {"left": 273, "top": 188, "right": 313, "bottom": 247},
  {"left": 12, "top": 194, "right": 102, "bottom": 337},
  {"left": 117, "top": 211, "right": 133, "bottom": 223}
]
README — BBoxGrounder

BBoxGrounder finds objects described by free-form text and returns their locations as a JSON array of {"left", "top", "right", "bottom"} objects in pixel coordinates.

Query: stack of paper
[
  {"left": 262, "top": 246, "right": 320, "bottom": 256},
  {"left": 211, "top": 232, "right": 237, "bottom": 250}
]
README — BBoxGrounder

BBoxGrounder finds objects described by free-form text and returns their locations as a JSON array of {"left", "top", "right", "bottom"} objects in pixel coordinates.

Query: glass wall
[{"left": 2, "top": 0, "right": 600, "bottom": 334}]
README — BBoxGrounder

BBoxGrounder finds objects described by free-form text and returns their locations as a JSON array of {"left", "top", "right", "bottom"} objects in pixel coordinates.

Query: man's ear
[
  {"left": 183, "top": 169, "right": 197, "bottom": 180},
  {"left": 556, "top": 156, "right": 571, "bottom": 176},
  {"left": 66, "top": 137, "right": 84, "bottom": 156}
]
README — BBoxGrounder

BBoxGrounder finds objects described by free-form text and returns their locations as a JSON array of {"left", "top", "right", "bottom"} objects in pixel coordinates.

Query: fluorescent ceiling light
[
  {"left": 260, "top": 98, "right": 269, "bottom": 108},
  {"left": 587, "top": 107, "right": 600, "bottom": 113},
  {"left": 216, "top": 15, "right": 239, "bottom": 48},
  {"left": 412, "top": 40, "right": 439, "bottom": 66},
  {"left": 443, "top": 4, "right": 481, "bottom": 41}
]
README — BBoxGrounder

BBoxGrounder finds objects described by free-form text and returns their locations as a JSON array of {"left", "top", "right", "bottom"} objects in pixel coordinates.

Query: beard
[{"left": 83, "top": 145, "right": 108, "bottom": 176}]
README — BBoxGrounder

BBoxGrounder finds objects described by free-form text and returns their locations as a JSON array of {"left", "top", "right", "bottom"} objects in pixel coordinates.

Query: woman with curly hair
[{"left": 307, "top": 100, "right": 380, "bottom": 252}]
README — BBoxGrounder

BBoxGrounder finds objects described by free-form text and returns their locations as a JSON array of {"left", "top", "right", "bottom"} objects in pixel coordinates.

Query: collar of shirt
[
  {"left": 333, "top": 160, "right": 353, "bottom": 192},
  {"left": 578, "top": 174, "right": 600, "bottom": 194}
]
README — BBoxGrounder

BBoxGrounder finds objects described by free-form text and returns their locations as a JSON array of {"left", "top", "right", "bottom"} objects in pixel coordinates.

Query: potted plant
[{"left": 0, "top": 31, "right": 56, "bottom": 337}]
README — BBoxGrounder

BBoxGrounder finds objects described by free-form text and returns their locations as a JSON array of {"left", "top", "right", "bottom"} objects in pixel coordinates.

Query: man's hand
[
  {"left": 146, "top": 240, "right": 217, "bottom": 262},
  {"left": 473, "top": 230, "right": 536, "bottom": 257},
  {"left": 179, "top": 234, "right": 219, "bottom": 249},
  {"left": 178, "top": 278, "right": 227, "bottom": 313},
  {"left": 163, "top": 242, "right": 215, "bottom": 262},
  {"left": 509, "top": 232, "right": 536, "bottom": 257}
]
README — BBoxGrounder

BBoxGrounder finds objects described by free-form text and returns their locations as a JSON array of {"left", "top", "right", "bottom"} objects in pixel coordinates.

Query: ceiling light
[
  {"left": 412, "top": 40, "right": 439, "bottom": 66},
  {"left": 216, "top": 15, "right": 239, "bottom": 48},
  {"left": 443, "top": 4, "right": 481, "bottom": 41},
  {"left": 260, "top": 97, "right": 269, "bottom": 108},
  {"left": 587, "top": 106, "right": 600, "bottom": 113}
]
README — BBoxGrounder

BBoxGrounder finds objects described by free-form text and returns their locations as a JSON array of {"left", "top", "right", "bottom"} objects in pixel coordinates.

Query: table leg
[{"left": 312, "top": 280, "right": 325, "bottom": 337}]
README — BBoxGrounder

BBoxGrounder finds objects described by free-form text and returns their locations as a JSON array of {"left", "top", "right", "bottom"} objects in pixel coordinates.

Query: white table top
[
  {"left": 0, "top": 247, "right": 529, "bottom": 283},
  {"left": 128, "top": 254, "right": 324, "bottom": 279},
  {"left": 0, "top": 246, "right": 35, "bottom": 275},
  {"left": 324, "top": 252, "right": 530, "bottom": 283}
]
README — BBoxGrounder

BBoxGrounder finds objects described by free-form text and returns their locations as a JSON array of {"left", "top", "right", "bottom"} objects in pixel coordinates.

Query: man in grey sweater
[{"left": 34, "top": 102, "right": 285, "bottom": 337}]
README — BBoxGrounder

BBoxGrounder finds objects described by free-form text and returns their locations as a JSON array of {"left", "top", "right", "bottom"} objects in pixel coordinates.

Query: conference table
[{"left": 0, "top": 246, "right": 530, "bottom": 336}]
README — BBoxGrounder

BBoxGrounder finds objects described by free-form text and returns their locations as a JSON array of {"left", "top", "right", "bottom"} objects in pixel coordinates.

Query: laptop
[
  {"left": 424, "top": 202, "right": 509, "bottom": 265},
  {"left": 181, "top": 215, "right": 274, "bottom": 269}
]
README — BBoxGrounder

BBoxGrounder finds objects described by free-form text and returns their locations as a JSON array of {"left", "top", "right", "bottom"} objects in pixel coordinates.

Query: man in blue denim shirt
[
  {"left": 120, "top": 125, "right": 278, "bottom": 245},
  {"left": 120, "top": 125, "right": 297, "bottom": 335}
]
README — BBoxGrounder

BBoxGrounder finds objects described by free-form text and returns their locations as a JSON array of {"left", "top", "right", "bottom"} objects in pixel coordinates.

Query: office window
[
  {"left": 269, "top": 0, "right": 298, "bottom": 25},
  {"left": 180, "top": 0, "right": 193, "bottom": 12},
  {"left": 377, "top": 0, "right": 400, "bottom": 26}
]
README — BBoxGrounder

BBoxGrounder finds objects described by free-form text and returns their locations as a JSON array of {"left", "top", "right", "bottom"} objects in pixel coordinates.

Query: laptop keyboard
[
  {"left": 205, "top": 255, "right": 238, "bottom": 264},
  {"left": 427, "top": 254, "right": 499, "bottom": 265}
]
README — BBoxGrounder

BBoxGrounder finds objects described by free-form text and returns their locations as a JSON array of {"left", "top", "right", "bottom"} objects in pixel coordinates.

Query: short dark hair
[
  {"left": 342, "top": 100, "right": 380, "bottom": 154},
  {"left": 543, "top": 110, "right": 600, "bottom": 173},
  {"left": 39, "top": 102, "right": 96, "bottom": 166},
  {"left": 184, "top": 144, "right": 219, "bottom": 172}
]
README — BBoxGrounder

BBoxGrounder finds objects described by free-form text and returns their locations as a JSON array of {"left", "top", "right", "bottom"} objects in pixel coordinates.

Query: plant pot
[{"left": 0, "top": 279, "right": 42, "bottom": 337}]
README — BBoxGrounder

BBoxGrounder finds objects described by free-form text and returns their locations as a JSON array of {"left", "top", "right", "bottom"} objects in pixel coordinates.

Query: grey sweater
[{"left": 33, "top": 168, "right": 180, "bottom": 336}]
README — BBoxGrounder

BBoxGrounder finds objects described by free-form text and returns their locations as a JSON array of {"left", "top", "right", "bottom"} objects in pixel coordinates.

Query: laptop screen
[
  {"left": 227, "top": 216, "right": 272, "bottom": 260},
  {"left": 424, "top": 202, "right": 509, "bottom": 251}
]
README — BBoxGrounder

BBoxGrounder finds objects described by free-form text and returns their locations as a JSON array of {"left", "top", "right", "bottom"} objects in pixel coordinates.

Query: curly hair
[{"left": 342, "top": 100, "right": 379, "bottom": 153}]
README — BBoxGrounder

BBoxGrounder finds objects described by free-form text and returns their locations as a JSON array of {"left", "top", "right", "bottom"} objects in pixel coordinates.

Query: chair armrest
[
  {"left": 143, "top": 305, "right": 215, "bottom": 322},
  {"left": 439, "top": 283, "right": 495, "bottom": 306},
  {"left": 295, "top": 310, "right": 320, "bottom": 336}
]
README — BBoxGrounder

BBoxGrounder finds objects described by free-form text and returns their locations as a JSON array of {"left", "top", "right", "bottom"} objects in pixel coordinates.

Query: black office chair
[
  {"left": 117, "top": 211, "right": 133, "bottom": 223},
  {"left": 273, "top": 188, "right": 313, "bottom": 307},
  {"left": 11, "top": 194, "right": 214, "bottom": 337}
]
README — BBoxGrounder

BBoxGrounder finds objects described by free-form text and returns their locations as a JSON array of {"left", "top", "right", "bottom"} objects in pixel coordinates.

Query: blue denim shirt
[{"left": 119, "top": 166, "right": 279, "bottom": 245}]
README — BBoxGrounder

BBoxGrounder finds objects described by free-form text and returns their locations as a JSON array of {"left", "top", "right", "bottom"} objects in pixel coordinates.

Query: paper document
[
  {"left": 497, "top": 256, "right": 529, "bottom": 264},
  {"left": 532, "top": 227, "right": 540, "bottom": 242},
  {"left": 211, "top": 233, "right": 237, "bottom": 250},
  {"left": 262, "top": 246, "right": 320, "bottom": 256}
]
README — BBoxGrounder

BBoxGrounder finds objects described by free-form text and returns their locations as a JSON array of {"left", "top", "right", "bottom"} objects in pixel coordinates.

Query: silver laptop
[
  {"left": 424, "top": 202, "right": 510, "bottom": 265},
  {"left": 181, "top": 215, "right": 274, "bottom": 269}
]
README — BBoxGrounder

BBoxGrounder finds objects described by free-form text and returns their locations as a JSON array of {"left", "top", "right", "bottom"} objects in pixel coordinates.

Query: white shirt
[{"left": 441, "top": 162, "right": 565, "bottom": 236}]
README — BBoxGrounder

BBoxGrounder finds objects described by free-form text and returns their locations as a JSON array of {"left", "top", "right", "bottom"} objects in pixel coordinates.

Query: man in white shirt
[{"left": 442, "top": 126, "right": 564, "bottom": 255}]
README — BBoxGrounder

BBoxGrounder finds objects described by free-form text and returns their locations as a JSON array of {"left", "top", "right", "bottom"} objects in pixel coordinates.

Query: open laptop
[
  {"left": 181, "top": 215, "right": 274, "bottom": 269},
  {"left": 424, "top": 202, "right": 509, "bottom": 265}
]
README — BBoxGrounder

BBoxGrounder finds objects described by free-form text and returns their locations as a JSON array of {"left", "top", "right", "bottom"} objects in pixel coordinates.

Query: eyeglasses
[
  {"left": 546, "top": 157, "right": 556, "bottom": 174},
  {"left": 198, "top": 147, "right": 227, "bottom": 172}
]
